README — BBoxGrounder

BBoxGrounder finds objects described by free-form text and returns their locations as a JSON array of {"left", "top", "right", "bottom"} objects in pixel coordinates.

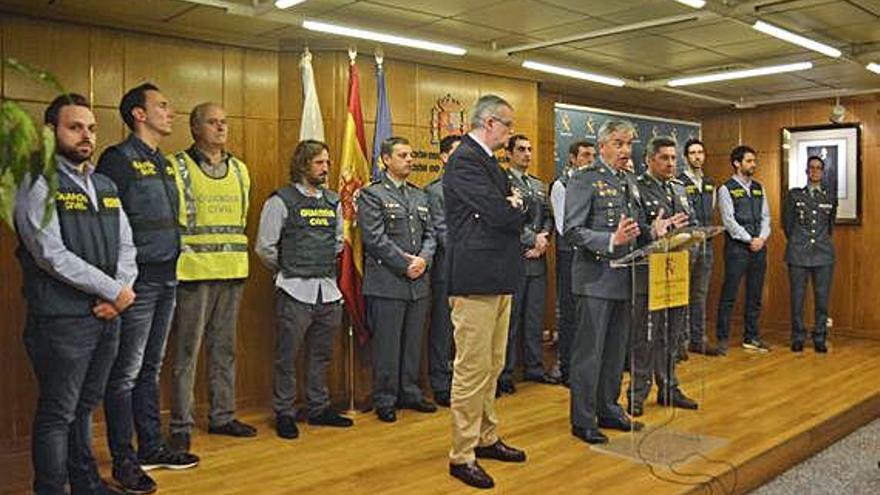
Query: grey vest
[
  {"left": 17, "top": 171, "right": 121, "bottom": 316},
  {"left": 725, "top": 177, "right": 764, "bottom": 240},
  {"left": 114, "top": 137, "right": 180, "bottom": 264},
  {"left": 678, "top": 172, "right": 714, "bottom": 227},
  {"left": 275, "top": 185, "right": 339, "bottom": 278}
]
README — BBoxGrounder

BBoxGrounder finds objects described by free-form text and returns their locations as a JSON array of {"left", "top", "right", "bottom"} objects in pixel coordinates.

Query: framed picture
[{"left": 781, "top": 123, "right": 861, "bottom": 224}]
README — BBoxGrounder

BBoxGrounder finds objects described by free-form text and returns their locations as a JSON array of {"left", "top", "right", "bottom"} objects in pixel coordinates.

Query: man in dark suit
[
  {"left": 358, "top": 137, "right": 437, "bottom": 423},
  {"left": 782, "top": 155, "right": 836, "bottom": 353},
  {"left": 425, "top": 135, "right": 462, "bottom": 407},
  {"left": 564, "top": 120, "right": 686, "bottom": 444},
  {"left": 445, "top": 95, "right": 528, "bottom": 490}
]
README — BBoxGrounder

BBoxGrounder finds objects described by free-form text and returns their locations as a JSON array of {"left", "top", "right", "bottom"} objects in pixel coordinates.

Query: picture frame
[{"left": 781, "top": 123, "right": 861, "bottom": 224}]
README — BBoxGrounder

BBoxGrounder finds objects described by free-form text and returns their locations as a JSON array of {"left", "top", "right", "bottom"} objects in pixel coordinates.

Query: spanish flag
[{"left": 337, "top": 55, "right": 370, "bottom": 342}]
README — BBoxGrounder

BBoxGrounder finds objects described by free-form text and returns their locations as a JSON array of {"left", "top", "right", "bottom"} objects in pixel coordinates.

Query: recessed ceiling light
[
  {"left": 522, "top": 60, "right": 626, "bottom": 87},
  {"left": 301, "top": 20, "right": 466, "bottom": 56},
  {"left": 753, "top": 21, "right": 842, "bottom": 58},
  {"left": 673, "top": 0, "right": 706, "bottom": 8},
  {"left": 275, "top": 0, "right": 306, "bottom": 8},
  {"left": 668, "top": 62, "right": 813, "bottom": 86}
]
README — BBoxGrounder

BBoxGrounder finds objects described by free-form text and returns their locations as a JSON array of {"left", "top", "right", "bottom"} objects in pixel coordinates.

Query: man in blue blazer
[{"left": 444, "top": 94, "right": 528, "bottom": 490}]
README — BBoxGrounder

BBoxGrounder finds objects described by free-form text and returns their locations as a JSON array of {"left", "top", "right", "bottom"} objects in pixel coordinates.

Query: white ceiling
[{"left": 2, "top": 0, "right": 879, "bottom": 111}]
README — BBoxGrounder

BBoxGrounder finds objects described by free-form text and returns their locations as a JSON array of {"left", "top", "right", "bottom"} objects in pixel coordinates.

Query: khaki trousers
[{"left": 448, "top": 294, "right": 512, "bottom": 464}]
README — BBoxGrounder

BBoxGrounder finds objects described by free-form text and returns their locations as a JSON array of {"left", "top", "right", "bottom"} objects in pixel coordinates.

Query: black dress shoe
[
  {"left": 791, "top": 341, "right": 804, "bottom": 352},
  {"left": 276, "top": 415, "right": 299, "bottom": 439},
  {"left": 598, "top": 415, "right": 644, "bottom": 432},
  {"left": 434, "top": 391, "right": 451, "bottom": 407},
  {"left": 308, "top": 409, "right": 354, "bottom": 427},
  {"left": 524, "top": 373, "right": 561, "bottom": 385},
  {"left": 209, "top": 419, "right": 257, "bottom": 437},
  {"left": 688, "top": 342, "right": 721, "bottom": 356},
  {"left": 474, "top": 440, "right": 526, "bottom": 462},
  {"left": 376, "top": 407, "right": 397, "bottom": 423},
  {"left": 497, "top": 380, "right": 516, "bottom": 395},
  {"left": 398, "top": 398, "right": 437, "bottom": 413},
  {"left": 657, "top": 390, "right": 699, "bottom": 410},
  {"left": 814, "top": 341, "right": 828, "bottom": 353},
  {"left": 627, "top": 402, "right": 644, "bottom": 417},
  {"left": 449, "top": 461, "right": 494, "bottom": 489},
  {"left": 572, "top": 426, "right": 608, "bottom": 444}
]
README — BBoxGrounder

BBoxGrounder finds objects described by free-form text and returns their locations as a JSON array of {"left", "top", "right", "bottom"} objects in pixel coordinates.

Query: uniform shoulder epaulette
[
  {"left": 636, "top": 173, "right": 648, "bottom": 182},
  {"left": 669, "top": 177, "right": 684, "bottom": 185},
  {"left": 406, "top": 181, "right": 422, "bottom": 189},
  {"left": 369, "top": 177, "right": 383, "bottom": 186},
  {"left": 582, "top": 164, "right": 598, "bottom": 173}
]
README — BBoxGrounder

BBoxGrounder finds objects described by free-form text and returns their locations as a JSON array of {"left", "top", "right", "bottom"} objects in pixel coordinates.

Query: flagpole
[{"left": 346, "top": 321, "right": 357, "bottom": 414}]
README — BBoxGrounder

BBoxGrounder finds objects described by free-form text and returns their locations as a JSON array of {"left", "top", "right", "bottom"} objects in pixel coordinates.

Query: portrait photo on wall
[{"left": 782, "top": 123, "right": 861, "bottom": 224}]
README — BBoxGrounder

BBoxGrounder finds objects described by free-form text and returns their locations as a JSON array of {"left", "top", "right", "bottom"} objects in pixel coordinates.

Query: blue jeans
[
  {"left": 24, "top": 315, "right": 119, "bottom": 495},
  {"left": 104, "top": 279, "right": 176, "bottom": 465},
  {"left": 716, "top": 243, "right": 767, "bottom": 343}
]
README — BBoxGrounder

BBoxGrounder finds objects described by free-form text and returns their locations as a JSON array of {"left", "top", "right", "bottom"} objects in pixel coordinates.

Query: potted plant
[{"left": 0, "top": 58, "right": 63, "bottom": 229}]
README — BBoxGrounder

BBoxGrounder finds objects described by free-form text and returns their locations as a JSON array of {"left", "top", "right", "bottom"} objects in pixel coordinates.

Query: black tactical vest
[
  {"left": 17, "top": 170, "right": 121, "bottom": 316},
  {"left": 725, "top": 177, "right": 764, "bottom": 238},
  {"left": 114, "top": 137, "right": 180, "bottom": 264},
  {"left": 679, "top": 172, "right": 714, "bottom": 227},
  {"left": 275, "top": 185, "right": 339, "bottom": 278}
]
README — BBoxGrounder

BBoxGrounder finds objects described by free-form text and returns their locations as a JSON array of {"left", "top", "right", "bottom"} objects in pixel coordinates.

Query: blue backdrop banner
[{"left": 554, "top": 103, "right": 701, "bottom": 176}]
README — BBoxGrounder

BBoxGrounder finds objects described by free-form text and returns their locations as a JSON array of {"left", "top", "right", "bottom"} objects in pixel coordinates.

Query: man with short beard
[
  {"left": 15, "top": 93, "right": 137, "bottom": 495},
  {"left": 678, "top": 138, "right": 720, "bottom": 356},
  {"left": 715, "top": 145, "right": 772, "bottom": 355},
  {"left": 256, "top": 140, "right": 354, "bottom": 439},
  {"left": 167, "top": 102, "right": 256, "bottom": 453},
  {"left": 98, "top": 83, "right": 196, "bottom": 494}
]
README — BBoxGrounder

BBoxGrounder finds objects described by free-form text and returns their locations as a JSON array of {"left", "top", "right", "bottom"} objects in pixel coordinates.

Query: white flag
[{"left": 299, "top": 49, "right": 325, "bottom": 141}]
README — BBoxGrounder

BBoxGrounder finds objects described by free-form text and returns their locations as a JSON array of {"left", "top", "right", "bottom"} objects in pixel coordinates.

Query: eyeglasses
[{"left": 488, "top": 115, "right": 514, "bottom": 128}]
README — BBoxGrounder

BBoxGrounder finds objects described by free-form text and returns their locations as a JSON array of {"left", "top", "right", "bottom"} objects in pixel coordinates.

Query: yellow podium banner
[{"left": 648, "top": 251, "right": 690, "bottom": 311}]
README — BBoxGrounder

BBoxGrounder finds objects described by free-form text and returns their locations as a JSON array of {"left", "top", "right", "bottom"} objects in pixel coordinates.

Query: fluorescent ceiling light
[
  {"left": 753, "top": 21, "right": 842, "bottom": 58},
  {"left": 668, "top": 61, "right": 813, "bottom": 86},
  {"left": 301, "top": 20, "right": 466, "bottom": 56},
  {"left": 867, "top": 62, "right": 880, "bottom": 75},
  {"left": 522, "top": 60, "right": 626, "bottom": 87},
  {"left": 275, "top": 0, "right": 306, "bottom": 8},
  {"left": 673, "top": 0, "right": 706, "bottom": 8}
]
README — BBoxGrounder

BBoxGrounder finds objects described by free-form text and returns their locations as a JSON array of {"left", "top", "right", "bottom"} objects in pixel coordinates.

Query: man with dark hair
[
  {"left": 627, "top": 136, "right": 699, "bottom": 417},
  {"left": 358, "top": 136, "right": 437, "bottom": 423},
  {"left": 678, "top": 138, "right": 720, "bottom": 356},
  {"left": 549, "top": 140, "right": 595, "bottom": 386},
  {"left": 498, "top": 134, "right": 556, "bottom": 394},
  {"left": 425, "top": 134, "right": 462, "bottom": 407},
  {"left": 97, "top": 83, "right": 196, "bottom": 493},
  {"left": 716, "top": 145, "right": 772, "bottom": 355},
  {"left": 783, "top": 156, "right": 836, "bottom": 353},
  {"left": 16, "top": 93, "right": 137, "bottom": 495},
  {"left": 445, "top": 94, "right": 527, "bottom": 490},
  {"left": 255, "top": 139, "right": 353, "bottom": 439},
  {"left": 166, "top": 102, "right": 256, "bottom": 454},
  {"left": 565, "top": 121, "right": 686, "bottom": 444}
]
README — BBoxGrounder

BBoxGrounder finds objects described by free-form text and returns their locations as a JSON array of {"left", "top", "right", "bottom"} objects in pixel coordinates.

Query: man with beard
[
  {"left": 15, "top": 93, "right": 137, "bottom": 494},
  {"left": 716, "top": 145, "right": 772, "bottom": 355},
  {"left": 98, "top": 83, "right": 196, "bottom": 494},
  {"left": 167, "top": 102, "right": 256, "bottom": 454},
  {"left": 678, "top": 139, "right": 720, "bottom": 356},
  {"left": 255, "top": 139, "right": 354, "bottom": 439},
  {"left": 564, "top": 120, "right": 686, "bottom": 444},
  {"left": 627, "top": 136, "right": 699, "bottom": 418},
  {"left": 424, "top": 134, "right": 462, "bottom": 407},
  {"left": 359, "top": 136, "right": 437, "bottom": 423}
]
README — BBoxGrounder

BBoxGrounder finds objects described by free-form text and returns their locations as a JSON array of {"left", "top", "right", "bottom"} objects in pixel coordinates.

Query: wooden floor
[{"left": 2, "top": 331, "right": 879, "bottom": 495}]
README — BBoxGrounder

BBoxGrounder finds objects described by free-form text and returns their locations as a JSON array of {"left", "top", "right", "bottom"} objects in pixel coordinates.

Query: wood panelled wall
[
  {"left": 0, "top": 14, "right": 539, "bottom": 443},
  {"left": 700, "top": 95, "right": 880, "bottom": 341}
]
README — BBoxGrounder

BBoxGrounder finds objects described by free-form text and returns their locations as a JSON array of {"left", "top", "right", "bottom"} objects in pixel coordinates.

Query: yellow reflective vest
[{"left": 169, "top": 150, "right": 250, "bottom": 281}]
